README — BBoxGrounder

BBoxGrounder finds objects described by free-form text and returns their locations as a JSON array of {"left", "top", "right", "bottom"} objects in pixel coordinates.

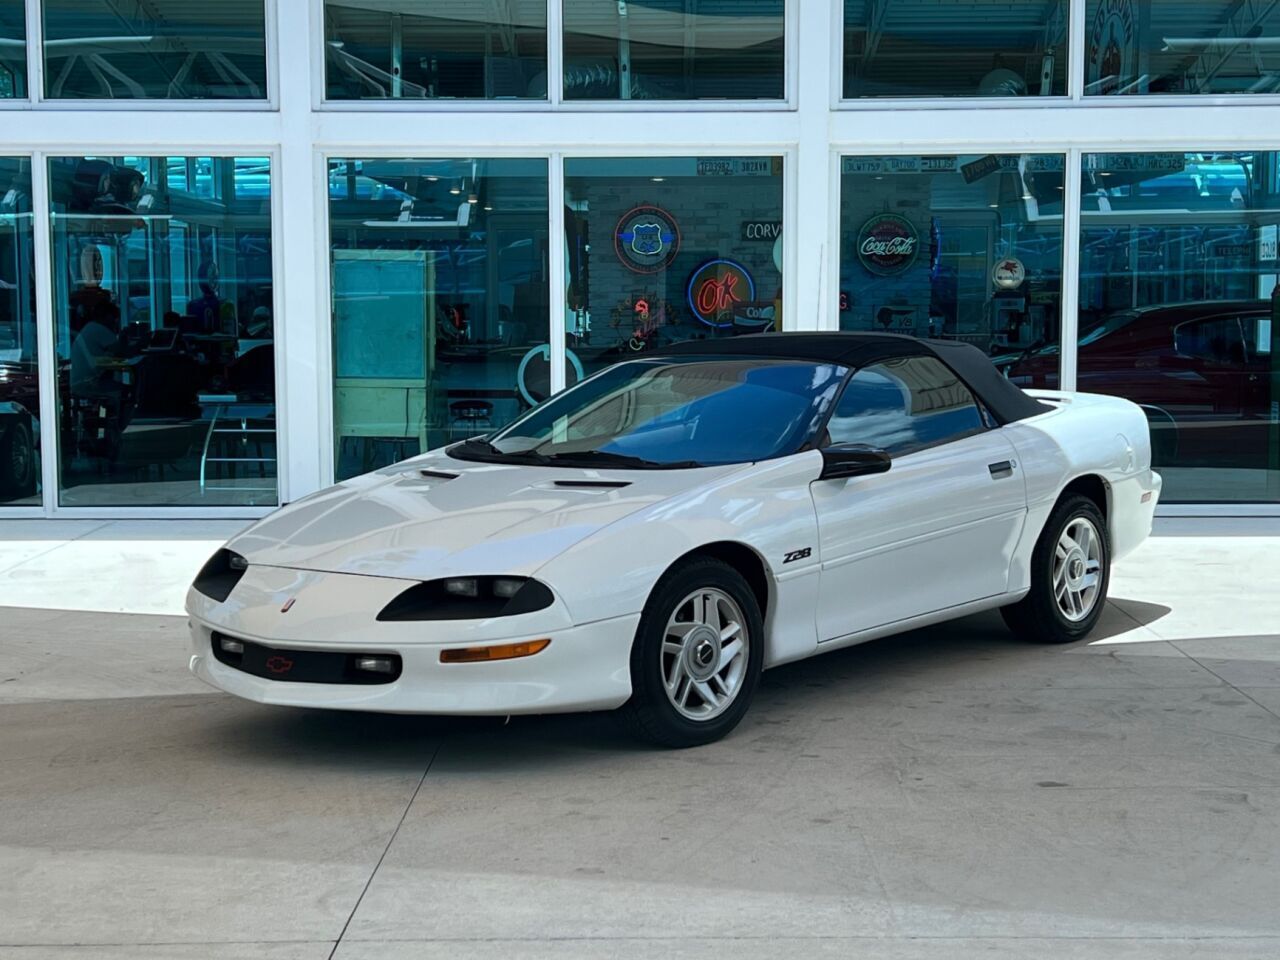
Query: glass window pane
[
  {"left": 564, "top": 156, "right": 785, "bottom": 376},
  {"left": 42, "top": 0, "right": 267, "bottom": 100},
  {"left": 1056, "top": 151, "right": 1280, "bottom": 503},
  {"left": 838, "top": 154, "right": 1065, "bottom": 366},
  {"left": 324, "top": 1, "right": 547, "bottom": 100},
  {"left": 563, "top": 1, "right": 785, "bottom": 100},
  {"left": 1085, "top": 0, "right": 1280, "bottom": 96},
  {"left": 329, "top": 158, "right": 550, "bottom": 481},
  {"left": 483, "top": 357, "right": 843, "bottom": 467},
  {"left": 0, "top": 158, "right": 38, "bottom": 505},
  {"left": 0, "top": 1, "right": 26, "bottom": 98},
  {"left": 843, "top": 0, "right": 1067, "bottom": 99},
  {"left": 828, "top": 356, "right": 985, "bottom": 455},
  {"left": 49, "top": 156, "right": 276, "bottom": 506}
]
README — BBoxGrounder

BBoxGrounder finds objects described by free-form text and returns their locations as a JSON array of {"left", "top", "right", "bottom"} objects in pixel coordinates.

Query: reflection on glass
[
  {"left": 843, "top": 0, "right": 1067, "bottom": 98},
  {"left": 0, "top": 1, "right": 25, "bottom": 98},
  {"left": 42, "top": 0, "right": 266, "bottom": 99},
  {"left": 324, "top": 1, "right": 546, "bottom": 100},
  {"left": 1085, "top": 0, "right": 1280, "bottom": 96},
  {"left": 329, "top": 158, "right": 550, "bottom": 481},
  {"left": 50, "top": 156, "right": 276, "bottom": 506},
  {"left": 1028, "top": 151, "right": 1278, "bottom": 503},
  {"left": 564, "top": 156, "right": 784, "bottom": 376},
  {"left": 0, "top": 159, "right": 37, "bottom": 505},
  {"left": 456, "top": 357, "right": 844, "bottom": 468},
  {"left": 563, "top": 0, "right": 784, "bottom": 100},
  {"left": 826, "top": 357, "right": 985, "bottom": 454},
  {"left": 838, "top": 154, "right": 1065, "bottom": 362}
]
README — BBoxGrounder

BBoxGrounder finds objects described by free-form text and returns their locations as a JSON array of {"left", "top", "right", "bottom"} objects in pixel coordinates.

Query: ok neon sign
[
  {"left": 687, "top": 259, "right": 756, "bottom": 329},
  {"left": 697, "top": 271, "right": 742, "bottom": 315}
]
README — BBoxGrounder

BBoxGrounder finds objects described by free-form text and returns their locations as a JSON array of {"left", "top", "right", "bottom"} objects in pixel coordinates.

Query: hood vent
[
  {"left": 418, "top": 469, "right": 460, "bottom": 481},
  {"left": 553, "top": 479, "right": 631, "bottom": 490}
]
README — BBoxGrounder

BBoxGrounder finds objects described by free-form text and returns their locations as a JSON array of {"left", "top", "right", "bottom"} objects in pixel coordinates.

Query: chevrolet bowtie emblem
[{"left": 280, "top": 597, "right": 297, "bottom": 613}]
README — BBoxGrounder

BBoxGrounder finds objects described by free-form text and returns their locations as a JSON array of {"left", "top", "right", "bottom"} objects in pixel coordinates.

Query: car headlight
[
  {"left": 377, "top": 576, "right": 554, "bottom": 621},
  {"left": 193, "top": 548, "right": 249, "bottom": 602}
]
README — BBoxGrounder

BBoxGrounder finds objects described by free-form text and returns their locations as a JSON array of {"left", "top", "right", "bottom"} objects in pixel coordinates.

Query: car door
[{"left": 811, "top": 354, "right": 1027, "bottom": 642}]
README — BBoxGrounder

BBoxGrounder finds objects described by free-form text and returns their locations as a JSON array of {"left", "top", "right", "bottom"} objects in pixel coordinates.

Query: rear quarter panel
[{"left": 1001, "top": 392, "right": 1160, "bottom": 590}]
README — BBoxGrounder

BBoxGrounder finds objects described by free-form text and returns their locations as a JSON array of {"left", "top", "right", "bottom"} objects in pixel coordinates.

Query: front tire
[
  {"left": 1001, "top": 494, "right": 1110, "bottom": 644},
  {"left": 619, "top": 557, "right": 763, "bottom": 748},
  {"left": 0, "top": 419, "right": 36, "bottom": 500}
]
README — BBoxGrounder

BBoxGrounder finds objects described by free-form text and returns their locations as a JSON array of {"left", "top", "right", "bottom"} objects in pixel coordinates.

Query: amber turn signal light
[{"left": 439, "top": 638, "right": 551, "bottom": 664}]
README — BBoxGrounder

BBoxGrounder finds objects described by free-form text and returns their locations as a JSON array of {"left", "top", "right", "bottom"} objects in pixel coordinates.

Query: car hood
[{"left": 228, "top": 450, "right": 744, "bottom": 581}]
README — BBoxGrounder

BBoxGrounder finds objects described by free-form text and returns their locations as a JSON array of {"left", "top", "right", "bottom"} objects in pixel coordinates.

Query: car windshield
[
  {"left": 1079, "top": 311, "right": 1139, "bottom": 346},
  {"left": 450, "top": 357, "right": 847, "bottom": 469}
]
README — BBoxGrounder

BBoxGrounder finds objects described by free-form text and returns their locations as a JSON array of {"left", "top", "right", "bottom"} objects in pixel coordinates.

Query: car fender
[
  {"left": 1003, "top": 391, "right": 1160, "bottom": 588},
  {"left": 533, "top": 450, "right": 825, "bottom": 668}
]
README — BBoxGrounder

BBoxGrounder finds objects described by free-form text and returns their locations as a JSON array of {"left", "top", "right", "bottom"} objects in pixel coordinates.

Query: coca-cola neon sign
[
  {"left": 686, "top": 259, "right": 757, "bottom": 329},
  {"left": 856, "top": 214, "right": 919, "bottom": 277}
]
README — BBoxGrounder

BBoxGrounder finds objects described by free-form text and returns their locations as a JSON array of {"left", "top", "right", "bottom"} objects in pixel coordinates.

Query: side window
[
  {"left": 1174, "top": 316, "right": 1246, "bottom": 365},
  {"left": 827, "top": 356, "right": 987, "bottom": 456},
  {"left": 1241, "top": 314, "right": 1270, "bottom": 362}
]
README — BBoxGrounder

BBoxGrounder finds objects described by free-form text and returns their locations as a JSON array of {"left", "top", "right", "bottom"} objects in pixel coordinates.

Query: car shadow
[
  {"left": 208, "top": 598, "right": 1177, "bottom": 767},
  {"left": 1101, "top": 596, "right": 1173, "bottom": 637}
]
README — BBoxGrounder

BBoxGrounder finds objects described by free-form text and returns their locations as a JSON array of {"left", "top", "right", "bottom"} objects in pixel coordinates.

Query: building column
[
  {"left": 274, "top": 0, "right": 325, "bottom": 502},
  {"left": 788, "top": 0, "right": 837, "bottom": 333}
]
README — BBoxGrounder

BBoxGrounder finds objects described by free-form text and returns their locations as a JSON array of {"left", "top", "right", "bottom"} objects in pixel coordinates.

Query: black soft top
[{"left": 652, "top": 332, "right": 1051, "bottom": 425}]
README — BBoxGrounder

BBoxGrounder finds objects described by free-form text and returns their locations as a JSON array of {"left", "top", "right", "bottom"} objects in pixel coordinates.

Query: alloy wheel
[
  {"left": 1054, "top": 517, "right": 1103, "bottom": 622},
  {"left": 661, "top": 587, "right": 750, "bottom": 721}
]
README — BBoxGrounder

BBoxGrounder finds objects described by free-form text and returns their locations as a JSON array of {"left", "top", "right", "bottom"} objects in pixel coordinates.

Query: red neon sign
[
  {"left": 696, "top": 272, "right": 743, "bottom": 315},
  {"left": 687, "top": 259, "right": 756, "bottom": 329}
]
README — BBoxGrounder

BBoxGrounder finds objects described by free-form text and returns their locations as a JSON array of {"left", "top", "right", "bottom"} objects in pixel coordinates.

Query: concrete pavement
[{"left": 1, "top": 522, "right": 1279, "bottom": 958}]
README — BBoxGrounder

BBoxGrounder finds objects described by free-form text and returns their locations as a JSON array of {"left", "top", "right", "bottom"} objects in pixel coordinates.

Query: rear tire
[
  {"left": 618, "top": 557, "right": 763, "bottom": 748},
  {"left": 1001, "top": 494, "right": 1110, "bottom": 644}
]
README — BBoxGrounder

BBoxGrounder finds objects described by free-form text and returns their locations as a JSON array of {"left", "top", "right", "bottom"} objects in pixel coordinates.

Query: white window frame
[
  {"left": 23, "top": 145, "right": 287, "bottom": 520},
  {"left": 17, "top": 0, "right": 278, "bottom": 111},
  {"left": 313, "top": 0, "right": 798, "bottom": 112},
  {"left": 824, "top": 146, "right": 1075, "bottom": 353},
  {"left": 312, "top": 144, "right": 798, "bottom": 489},
  {"left": 831, "top": 0, "right": 1280, "bottom": 111},
  {"left": 1, "top": 0, "right": 1277, "bottom": 518}
]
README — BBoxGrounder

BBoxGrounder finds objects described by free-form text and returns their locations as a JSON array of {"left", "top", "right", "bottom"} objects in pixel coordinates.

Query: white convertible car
[{"left": 188, "top": 333, "right": 1161, "bottom": 746}]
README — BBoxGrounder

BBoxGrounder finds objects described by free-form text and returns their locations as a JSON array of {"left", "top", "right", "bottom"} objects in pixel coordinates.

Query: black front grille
[{"left": 211, "top": 632, "right": 402, "bottom": 685}]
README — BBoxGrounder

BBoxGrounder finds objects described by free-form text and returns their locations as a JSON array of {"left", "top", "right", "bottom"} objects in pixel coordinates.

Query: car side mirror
[{"left": 819, "top": 443, "right": 892, "bottom": 481}]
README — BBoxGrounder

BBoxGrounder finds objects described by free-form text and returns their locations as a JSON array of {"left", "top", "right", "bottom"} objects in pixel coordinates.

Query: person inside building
[
  {"left": 184, "top": 261, "right": 223, "bottom": 334},
  {"left": 70, "top": 299, "right": 135, "bottom": 439}
]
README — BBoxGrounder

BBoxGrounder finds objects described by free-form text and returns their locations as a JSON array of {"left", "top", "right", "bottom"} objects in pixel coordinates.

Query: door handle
[{"left": 988, "top": 460, "right": 1016, "bottom": 478}]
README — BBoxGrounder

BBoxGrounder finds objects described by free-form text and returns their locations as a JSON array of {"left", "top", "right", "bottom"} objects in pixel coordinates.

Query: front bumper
[{"left": 186, "top": 564, "right": 639, "bottom": 715}]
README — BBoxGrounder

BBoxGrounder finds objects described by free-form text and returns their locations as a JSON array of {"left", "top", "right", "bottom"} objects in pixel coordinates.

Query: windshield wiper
[
  {"left": 458, "top": 436, "right": 501, "bottom": 455},
  {"left": 540, "top": 450, "right": 704, "bottom": 470},
  {"left": 452, "top": 438, "right": 702, "bottom": 469},
  {"left": 450, "top": 436, "right": 539, "bottom": 463}
]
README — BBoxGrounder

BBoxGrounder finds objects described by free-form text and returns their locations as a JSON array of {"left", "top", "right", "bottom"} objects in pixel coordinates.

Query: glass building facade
[
  {"left": 327, "top": 157, "right": 550, "bottom": 477},
  {"left": 42, "top": 0, "right": 267, "bottom": 100},
  {"left": 0, "top": 157, "right": 36, "bottom": 504},
  {"left": 49, "top": 155, "right": 275, "bottom": 506},
  {"left": 3, "top": 0, "right": 1280, "bottom": 515}
]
